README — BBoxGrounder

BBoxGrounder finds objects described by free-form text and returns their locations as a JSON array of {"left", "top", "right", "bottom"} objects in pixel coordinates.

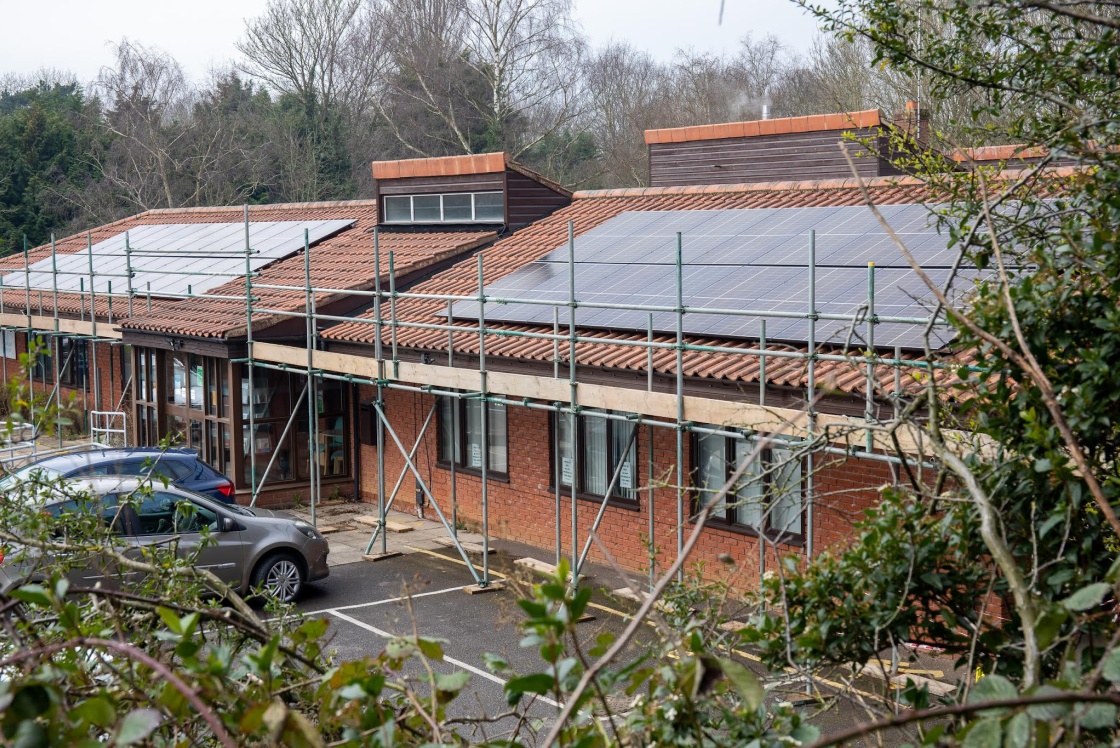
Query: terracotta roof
[
  {"left": 951, "top": 144, "right": 1050, "bottom": 163},
  {"left": 322, "top": 175, "right": 956, "bottom": 396},
  {"left": 372, "top": 153, "right": 507, "bottom": 180},
  {"left": 644, "top": 110, "right": 884, "bottom": 145},
  {"left": 370, "top": 152, "right": 572, "bottom": 198},
  {"left": 1, "top": 200, "right": 496, "bottom": 339}
]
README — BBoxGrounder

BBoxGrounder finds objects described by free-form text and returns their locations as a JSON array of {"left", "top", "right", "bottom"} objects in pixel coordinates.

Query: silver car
[{"left": 0, "top": 477, "right": 329, "bottom": 602}]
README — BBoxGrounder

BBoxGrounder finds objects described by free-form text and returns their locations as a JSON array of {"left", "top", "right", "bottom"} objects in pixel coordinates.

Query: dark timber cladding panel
[
  {"left": 648, "top": 128, "right": 894, "bottom": 187},
  {"left": 376, "top": 172, "right": 505, "bottom": 196},
  {"left": 506, "top": 169, "right": 570, "bottom": 227}
]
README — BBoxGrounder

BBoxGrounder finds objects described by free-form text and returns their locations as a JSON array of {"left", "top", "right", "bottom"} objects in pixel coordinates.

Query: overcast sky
[{"left": 2, "top": 0, "right": 825, "bottom": 85}]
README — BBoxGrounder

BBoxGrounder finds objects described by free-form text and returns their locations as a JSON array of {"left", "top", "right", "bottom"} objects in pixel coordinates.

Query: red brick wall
[
  {"left": 355, "top": 386, "right": 898, "bottom": 590},
  {"left": 0, "top": 332, "right": 127, "bottom": 436}
]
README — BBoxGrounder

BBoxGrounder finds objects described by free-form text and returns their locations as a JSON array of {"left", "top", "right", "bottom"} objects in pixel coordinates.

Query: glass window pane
[
  {"left": 611, "top": 419, "right": 637, "bottom": 499},
  {"left": 413, "top": 195, "right": 441, "bottom": 222},
  {"left": 733, "top": 438, "right": 764, "bottom": 529},
  {"left": 189, "top": 355, "right": 203, "bottom": 410},
  {"left": 168, "top": 353, "right": 187, "bottom": 406},
  {"left": 557, "top": 414, "right": 574, "bottom": 487},
  {"left": 443, "top": 194, "right": 473, "bottom": 221},
  {"left": 474, "top": 192, "right": 504, "bottom": 222},
  {"left": 320, "top": 412, "right": 346, "bottom": 477},
  {"left": 487, "top": 402, "right": 507, "bottom": 473},
  {"left": 138, "top": 351, "right": 148, "bottom": 401},
  {"left": 769, "top": 446, "right": 803, "bottom": 536},
  {"left": 439, "top": 396, "right": 455, "bottom": 462},
  {"left": 465, "top": 399, "right": 483, "bottom": 468},
  {"left": 696, "top": 431, "right": 726, "bottom": 508},
  {"left": 384, "top": 196, "right": 411, "bottom": 222},
  {"left": 582, "top": 412, "right": 608, "bottom": 496}
]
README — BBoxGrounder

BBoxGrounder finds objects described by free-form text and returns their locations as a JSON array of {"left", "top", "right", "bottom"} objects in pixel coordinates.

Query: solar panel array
[
  {"left": 452, "top": 205, "right": 985, "bottom": 349},
  {"left": 1, "top": 220, "right": 355, "bottom": 298}
]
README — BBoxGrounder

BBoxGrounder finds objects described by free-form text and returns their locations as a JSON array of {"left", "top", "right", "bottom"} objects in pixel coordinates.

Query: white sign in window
[{"left": 561, "top": 457, "right": 574, "bottom": 485}]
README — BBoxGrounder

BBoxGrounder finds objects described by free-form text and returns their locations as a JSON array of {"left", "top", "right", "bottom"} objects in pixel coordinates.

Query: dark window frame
[
  {"left": 690, "top": 429, "right": 805, "bottom": 544},
  {"left": 435, "top": 394, "right": 510, "bottom": 481},
  {"left": 549, "top": 410, "right": 641, "bottom": 509}
]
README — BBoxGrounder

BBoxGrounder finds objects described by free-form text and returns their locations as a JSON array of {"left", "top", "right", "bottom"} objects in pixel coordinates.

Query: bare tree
[
  {"left": 581, "top": 43, "right": 670, "bottom": 187},
  {"left": 376, "top": 0, "right": 585, "bottom": 158},
  {"left": 91, "top": 42, "right": 276, "bottom": 212},
  {"left": 237, "top": 0, "right": 383, "bottom": 119}
]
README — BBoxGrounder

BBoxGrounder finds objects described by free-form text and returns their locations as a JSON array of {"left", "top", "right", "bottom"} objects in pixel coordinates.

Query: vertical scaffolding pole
[
  {"left": 305, "top": 229, "right": 317, "bottom": 527},
  {"left": 674, "top": 232, "right": 685, "bottom": 580},
  {"left": 806, "top": 230, "right": 817, "bottom": 562},
  {"left": 23, "top": 237, "right": 33, "bottom": 415},
  {"left": 87, "top": 234, "right": 101, "bottom": 412},
  {"left": 759, "top": 320, "right": 767, "bottom": 407},
  {"left": 554, "top": 307, "right": 561, "bottom": 566},
  {"left": 389, "top": 253, "right": 399, "bottom": 379},
  {"left": 567, "top": 221, "right": 579, "bottom": 581},
  {"left": 49, "top": 235, "right": 59, "bottom": 444},
  {"left": 866, "top": 262, "right": 876, "bottom": 452},
  {"left": 447, "top": 299, "right": 458, "bottom": 537},
  {"left": 374, "top": 229, "right": 387, "bottom": 556},
  {"left": 244, "top": 206, "right": 257, "bottom": 501},
  {"left": 125, "top": 233, "right": 134, "bottom": 318},
  {"left": 647, "top": 312, "right": 655, "bottom": 591},
  {"left": 477, "top": 253, "right": 490, "bottom": 586}
]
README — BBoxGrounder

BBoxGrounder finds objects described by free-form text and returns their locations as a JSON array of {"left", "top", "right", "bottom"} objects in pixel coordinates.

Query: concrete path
[{"left": 287, "top": 500, "right": 486, "bottom": 567}]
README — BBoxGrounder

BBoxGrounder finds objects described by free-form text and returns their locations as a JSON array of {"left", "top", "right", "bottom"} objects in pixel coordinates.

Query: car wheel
[{"left": 251, "top": 553, "right": 305, "bottom": 602}]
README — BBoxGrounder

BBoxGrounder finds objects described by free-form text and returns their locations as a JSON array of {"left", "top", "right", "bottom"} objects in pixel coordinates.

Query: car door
[{"left": 132, "top": 491, "right": 244, "bottom": 587}]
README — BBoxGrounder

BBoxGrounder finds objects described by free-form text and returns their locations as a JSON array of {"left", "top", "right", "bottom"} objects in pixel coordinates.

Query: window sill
[
  {"left": 435, "top": 461, "right": 510, "bottom": 484},
  {"left": 550, "top": 485, "right": 641, "bottom": 512},
  {"left": 700, "top": 516, "right": 805, "bottom": 548}
]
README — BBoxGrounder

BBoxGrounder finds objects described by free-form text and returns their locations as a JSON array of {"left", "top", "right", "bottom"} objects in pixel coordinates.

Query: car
[
  {"left": 0, "top": 477, "right": 328, "bottom": 602},
  {"left": 0, "top": 448, "right": 238, "bottom": 504}
]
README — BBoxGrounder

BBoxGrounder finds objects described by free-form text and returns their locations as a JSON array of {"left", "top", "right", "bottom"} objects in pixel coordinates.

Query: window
[
  {"left": 694, "top": 429, "right": 803, "bottom": 539},
  {"left": 554, "top": 410, "right": 638, "bottom": 503},
  {"left": 243, "top": 368, "right": 349, "bottom": 488},
  {"left": 58, "top": 337, "right": 89, "bottom": 389},
  {"left": 133, "top": 492, "right": 217, "bottom": 535},
  {"left": 437, "top": 395, "right": 508, "bottom": 475},
  {"left": 381, "top": 192, "right": 505, "bottom": 224},
  {"left": 1, "top": 330, "right": 14, "bottom": 359}
]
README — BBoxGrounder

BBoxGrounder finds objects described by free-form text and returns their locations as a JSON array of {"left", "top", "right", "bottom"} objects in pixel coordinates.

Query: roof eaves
[{"left": 644, "top": 109, "right": 884, "bottom": 145}]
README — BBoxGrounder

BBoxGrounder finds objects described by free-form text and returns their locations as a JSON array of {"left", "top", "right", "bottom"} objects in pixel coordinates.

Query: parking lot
[{"left": 289, "top": 510, "right": 964, "bottom": 746}]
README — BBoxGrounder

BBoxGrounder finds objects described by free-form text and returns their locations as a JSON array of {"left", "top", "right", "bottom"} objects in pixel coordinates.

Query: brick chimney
[{"left": 892, "top": 100, "right": 930, "bottom": 143}]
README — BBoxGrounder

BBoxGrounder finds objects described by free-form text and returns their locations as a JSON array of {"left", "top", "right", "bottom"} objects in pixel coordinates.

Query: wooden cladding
[
  {"left": 648, "top": 128, "right": 902, "bottom": 188},
  {"left": 374, "top": 167, "right": 571, "bottom": 228}
]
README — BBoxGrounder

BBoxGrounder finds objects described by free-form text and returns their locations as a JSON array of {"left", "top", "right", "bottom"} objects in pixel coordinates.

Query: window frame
[
  {"left": 381, "top": 191, "right": 505, "bottom": 225},
  {"left": 691, "top": 429, "right": 805, "bottom": 543},
  {"left": 549, "top": 410, "right": 641, "bottom": 509},
  {"left": 436, "top": 394, "right": 509, "bottom": 481}
]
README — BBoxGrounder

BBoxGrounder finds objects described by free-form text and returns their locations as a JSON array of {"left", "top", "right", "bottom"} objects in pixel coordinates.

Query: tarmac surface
[{"left": 288, "top": 501, "right": 967, "bottom": 746}]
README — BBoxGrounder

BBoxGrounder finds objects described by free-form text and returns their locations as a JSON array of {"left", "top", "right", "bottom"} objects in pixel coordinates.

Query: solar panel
[
  {"left": 2, "top": 220, "right": 355, "bottom": 298},
  {"left": 454, "top": 205, "right": 995, "bottom": 349}
]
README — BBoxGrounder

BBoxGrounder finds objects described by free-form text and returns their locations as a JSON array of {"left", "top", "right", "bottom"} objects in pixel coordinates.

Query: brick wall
[
  {"left": 0, "top": 332, "right": 127, "bottom": 434},
  {"left": 355, "top": 385, "right": 898, "bottom": 590}
]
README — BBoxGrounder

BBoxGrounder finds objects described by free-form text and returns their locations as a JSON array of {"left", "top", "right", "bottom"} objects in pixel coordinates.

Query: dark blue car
[{"left": 0, "top": 448, "right": 238, "bottom": 504}]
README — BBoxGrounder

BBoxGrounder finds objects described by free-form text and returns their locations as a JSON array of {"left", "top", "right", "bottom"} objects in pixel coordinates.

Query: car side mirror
[{"left": 218, "top": 516, "right": 237, "bottom": 533}]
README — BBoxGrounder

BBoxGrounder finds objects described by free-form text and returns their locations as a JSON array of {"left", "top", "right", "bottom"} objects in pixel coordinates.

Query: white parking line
[
  {"left": 328, "top": 609, "right": 562, "bottom": 709},
  {"left": 302, "top": 585, "right": 465, "bottom": 616}
]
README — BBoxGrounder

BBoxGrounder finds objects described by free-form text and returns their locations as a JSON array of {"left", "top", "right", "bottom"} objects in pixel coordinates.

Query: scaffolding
[{"left": 0, "top": 207, "right": 972, "bottom": 591}]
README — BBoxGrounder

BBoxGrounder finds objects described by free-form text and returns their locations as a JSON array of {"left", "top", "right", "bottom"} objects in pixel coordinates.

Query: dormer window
[{"left": 383, "top": 191, "right": 505, "bottom": 224}]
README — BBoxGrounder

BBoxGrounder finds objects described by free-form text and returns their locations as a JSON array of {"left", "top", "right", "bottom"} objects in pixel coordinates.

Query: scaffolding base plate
[
  {"left": 362, "top": 551, "right": 404, "bottom": 562},
  {"left": 463, "top": 581, "right": 506, "bottom": 595}
]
